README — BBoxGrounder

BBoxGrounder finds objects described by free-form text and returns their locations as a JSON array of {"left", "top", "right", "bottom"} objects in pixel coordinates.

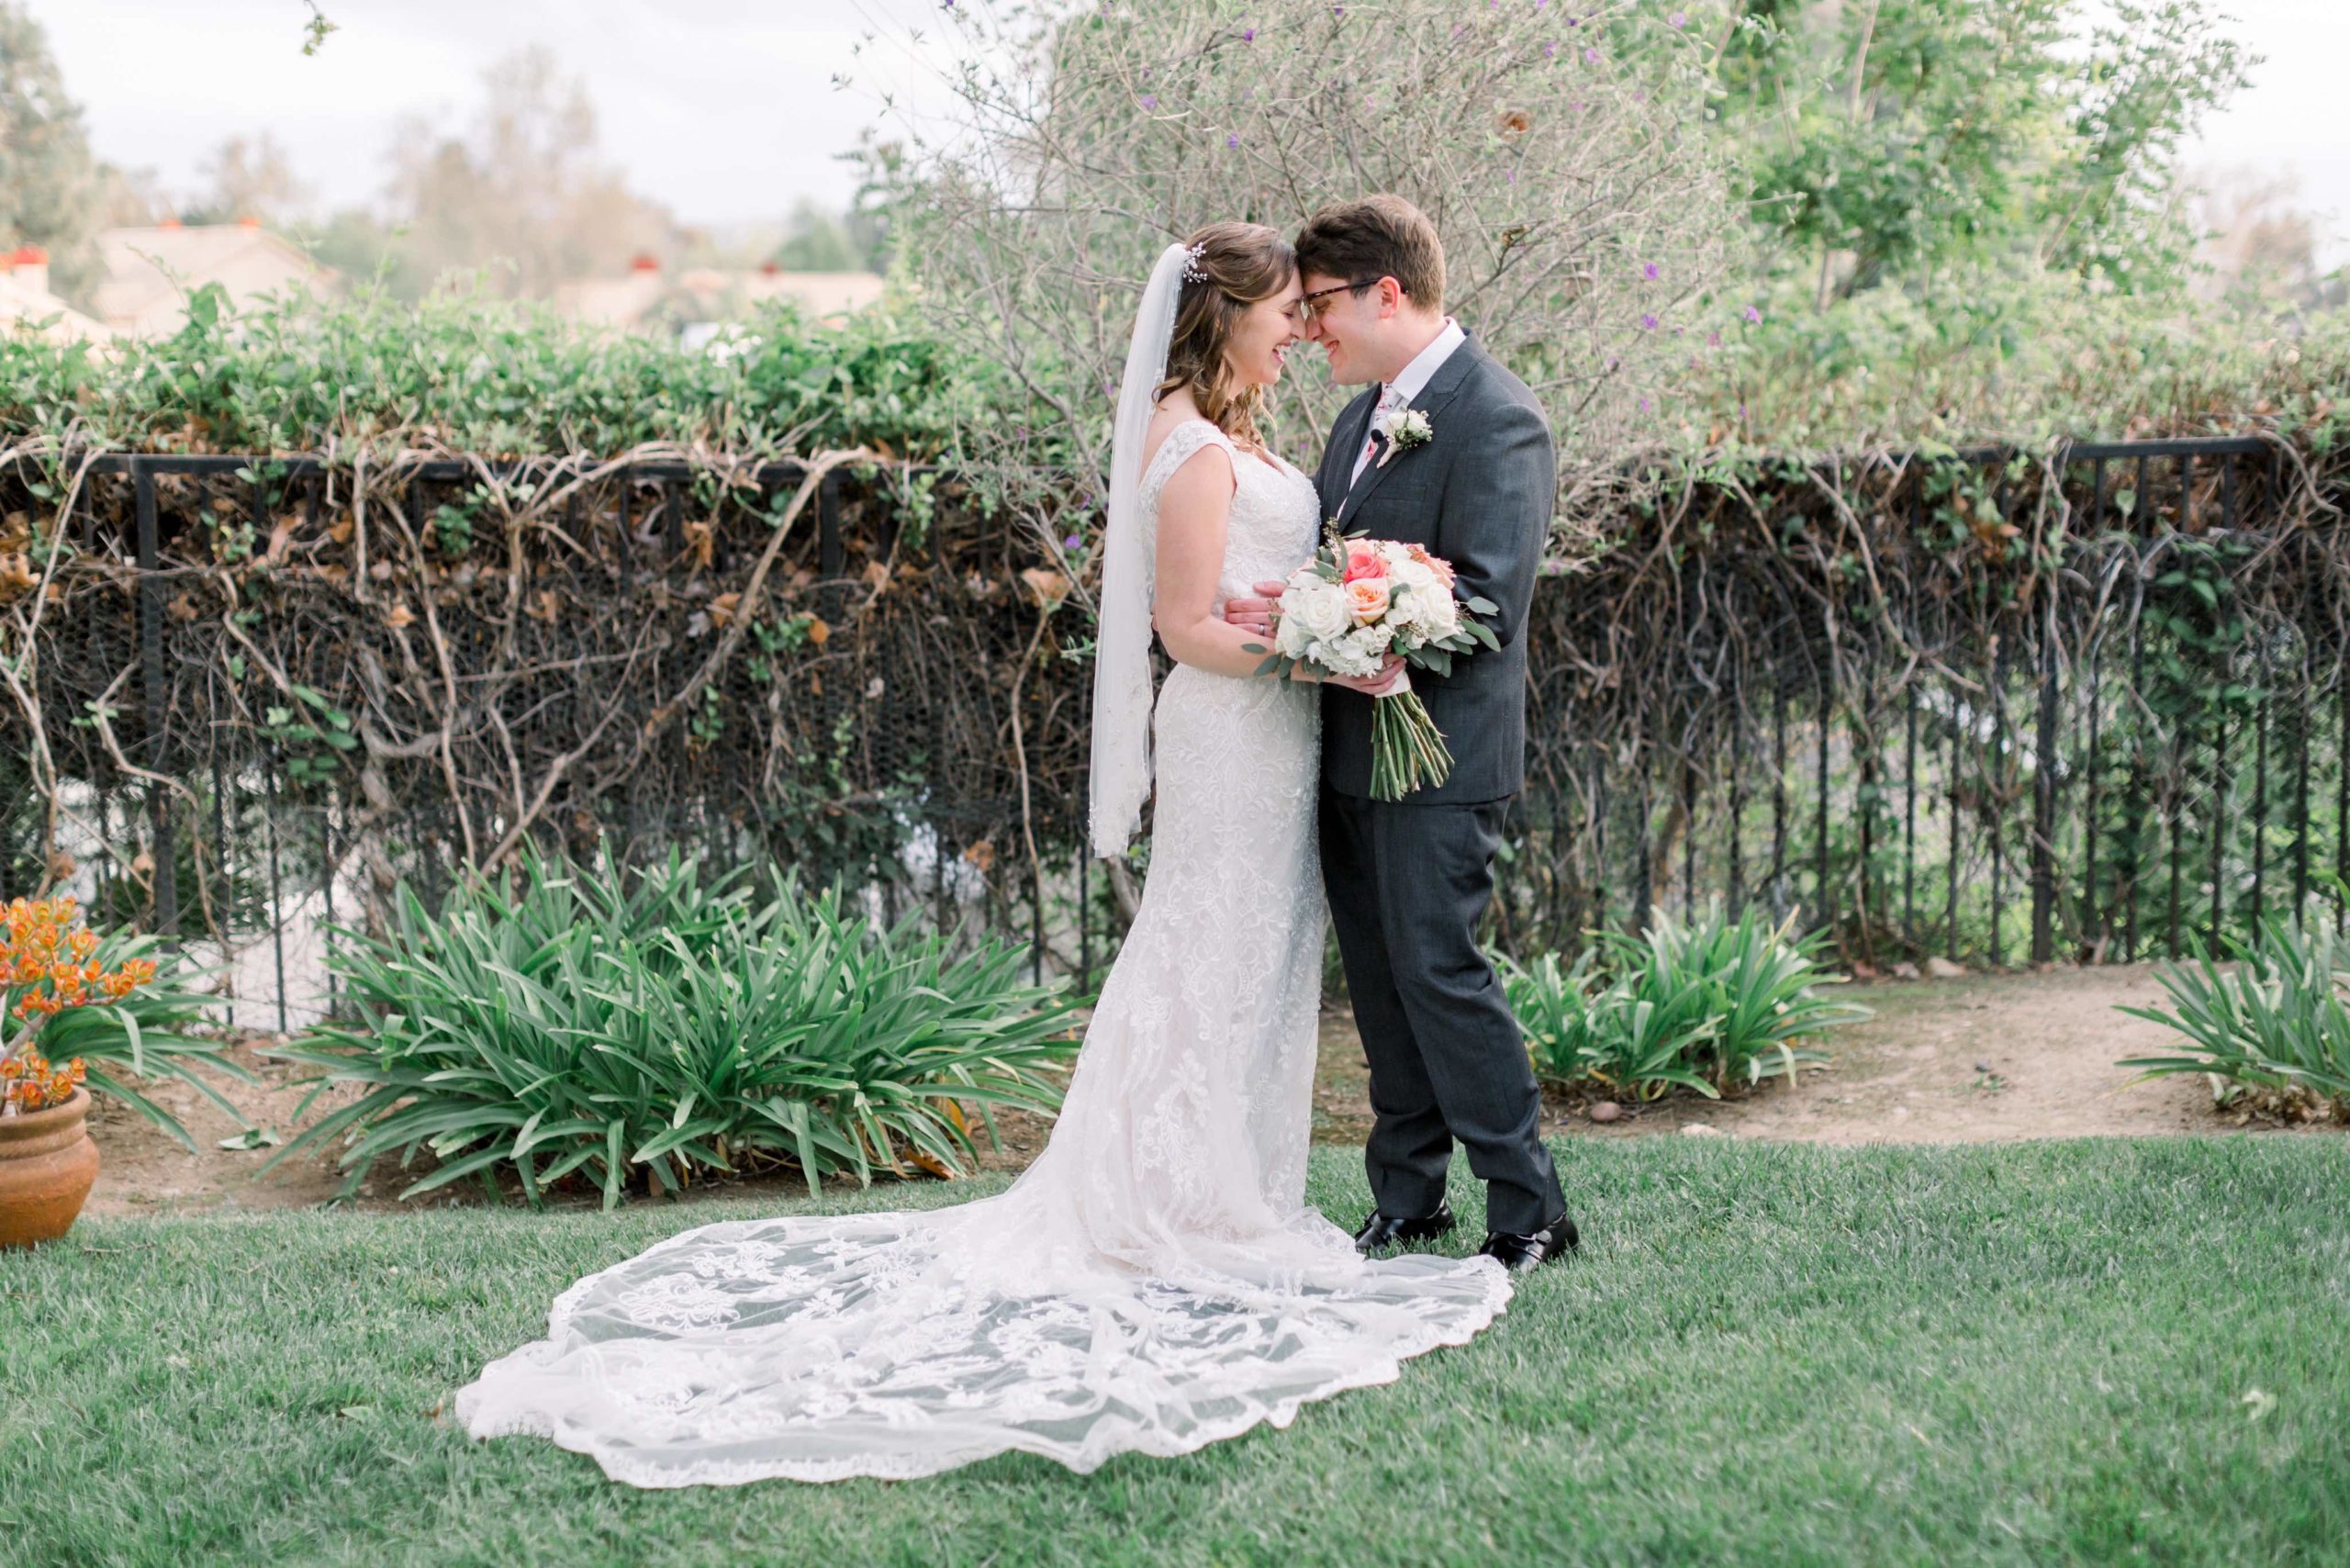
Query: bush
[
  {"left": 0, "top": 283, "right": 1003, "bottom": 460},
  {"left": 1503, "top": 903, "right": 1868, "bottom": 1101},
  {"left": 262, "top": 844, "right": 1081, "bottom": 1207},
  {"left": 2118, "top": 913, "right": 2350, "bottom": 1116}
]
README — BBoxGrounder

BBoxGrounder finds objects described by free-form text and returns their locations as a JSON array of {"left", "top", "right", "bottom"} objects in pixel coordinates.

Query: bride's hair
[{"left": 1154, "top": 221, "right": 1295, "bottom": 448}]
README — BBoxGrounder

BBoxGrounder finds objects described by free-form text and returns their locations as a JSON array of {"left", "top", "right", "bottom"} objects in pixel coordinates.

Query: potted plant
[{"left": 0, "top": 894, "right": 160, "bottom": 1248}]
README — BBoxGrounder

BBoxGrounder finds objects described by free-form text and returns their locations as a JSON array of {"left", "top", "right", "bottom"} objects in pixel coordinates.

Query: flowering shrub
[
  {"left": 876, "top": 0, "right": 1734, "bottom": 542},
  {"left": 0, "top": 894, "right": 156, "bottom": 1114}
]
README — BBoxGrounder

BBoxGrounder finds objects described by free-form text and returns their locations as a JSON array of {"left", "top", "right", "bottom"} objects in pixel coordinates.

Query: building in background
[
  {"left": 554, "top": 254, "right": 885, "bottom": 340},
  {"left": 0, "top": 246, "right": 113, "bottom": 344},
  {"left": 93, "top": 217, "right": 336, "bottom": 337}
]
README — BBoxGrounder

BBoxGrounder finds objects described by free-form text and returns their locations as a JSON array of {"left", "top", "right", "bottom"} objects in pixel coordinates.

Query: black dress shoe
[
  {"left": 1351, "top": 1200, "right": 1457, "bottom": 1254},
  {"left": 1477, "top": 1212, "right": 1579, "bottom": 1272}
]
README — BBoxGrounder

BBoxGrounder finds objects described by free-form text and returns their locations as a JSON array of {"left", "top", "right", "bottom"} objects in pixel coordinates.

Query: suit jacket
[{"left": 1313, "top": 331, "right": 1555, "bottom": 803}]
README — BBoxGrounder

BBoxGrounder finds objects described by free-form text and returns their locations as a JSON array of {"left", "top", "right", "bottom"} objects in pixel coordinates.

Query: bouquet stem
[{"left": 1370, "top": 689, "right": 1454, "bottom": 801}]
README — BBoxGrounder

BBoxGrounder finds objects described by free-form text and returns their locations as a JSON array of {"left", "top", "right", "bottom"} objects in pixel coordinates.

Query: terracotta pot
[{"left": 0, "top": 1087, "right": 99, "bottom": 1249}]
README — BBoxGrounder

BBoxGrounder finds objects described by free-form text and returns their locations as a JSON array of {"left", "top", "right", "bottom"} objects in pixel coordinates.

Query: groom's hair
[{"left": 1294, "top": 196, "right": 1445, "bottom": 312}]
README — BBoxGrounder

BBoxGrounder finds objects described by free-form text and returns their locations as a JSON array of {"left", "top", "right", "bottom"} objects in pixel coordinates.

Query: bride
[{"left": 453, "top": 224, "right": 1516, "bottom": 1485}]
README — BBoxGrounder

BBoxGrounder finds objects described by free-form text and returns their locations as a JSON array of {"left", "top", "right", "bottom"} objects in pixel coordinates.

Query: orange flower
[{"left": 1345, "top": 577, "right": 1392, "bottom": 623}]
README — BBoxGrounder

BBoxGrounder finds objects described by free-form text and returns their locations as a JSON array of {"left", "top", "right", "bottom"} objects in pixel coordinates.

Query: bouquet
[{"left": 1251, "top": 523, "right": 1500, "bottom": 800}]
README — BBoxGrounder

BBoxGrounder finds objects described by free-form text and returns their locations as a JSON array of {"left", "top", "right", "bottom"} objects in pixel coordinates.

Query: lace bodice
[{"left": 1136, "top": 419, "right": 1322, "bottom": 603}]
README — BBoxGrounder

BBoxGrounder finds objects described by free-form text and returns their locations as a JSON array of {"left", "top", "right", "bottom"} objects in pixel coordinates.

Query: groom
[{"left": 1226, "top": 196, "right": 1576, "bottom": 1271}]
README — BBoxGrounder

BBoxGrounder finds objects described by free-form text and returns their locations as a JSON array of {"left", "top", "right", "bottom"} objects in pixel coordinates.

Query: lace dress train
[{"left": 453, "top": 420, "right": 1512, "bottom": 1485}]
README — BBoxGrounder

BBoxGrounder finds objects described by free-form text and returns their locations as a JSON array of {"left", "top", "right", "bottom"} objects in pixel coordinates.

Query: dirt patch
[
  {"left": 74, "top": 963, "right": 2337, "bottom": 1215},
  {"left": 1516, "top": 963, "right": 2344, "bottom": 1145}
]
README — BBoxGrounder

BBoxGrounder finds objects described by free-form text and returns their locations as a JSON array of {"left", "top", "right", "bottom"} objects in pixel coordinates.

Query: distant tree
[
  {"left": 184, "top": 132, "right": 310, "bottom": 227},
  {"left": 91, "top": 161, "right": 166, "bottom": 229},
  {"left": 771, "top": 197, "right": 865, "bottom": 272},
  {"left": 381, "top": 47, "right": 682, "bottom": 298},
  {"left": 840, "top": 130, "right": 906, "bottom": 276},
  {"left": 0, "top": 2, "right": 99, "bottom": 299},
  {"left": 2189, "top": 165, "right": 2344, "bottom": 311},
  {"left": 295, "top": 206, "right": 398, "bottom": 285}
]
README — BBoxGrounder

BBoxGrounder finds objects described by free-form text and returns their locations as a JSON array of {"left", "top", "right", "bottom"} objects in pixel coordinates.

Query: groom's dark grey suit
[{"left": 1313, "top": 329, "right": 1567, "bottom": 1238}]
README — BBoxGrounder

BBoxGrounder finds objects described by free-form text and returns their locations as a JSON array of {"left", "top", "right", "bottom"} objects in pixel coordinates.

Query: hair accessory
[{"left": 1180, "top": 241, "right": 1209, "bottom": 284}]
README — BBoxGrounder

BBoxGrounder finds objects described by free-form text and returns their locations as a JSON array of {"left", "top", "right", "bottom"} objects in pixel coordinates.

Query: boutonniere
[{"left": 1375, "top": 407, "right": 1433, "bottom": 467}]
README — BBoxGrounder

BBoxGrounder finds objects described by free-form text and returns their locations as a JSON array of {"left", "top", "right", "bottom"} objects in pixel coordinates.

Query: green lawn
[{"left": 4, "top": 1137, "right": 2346, "bottom": 1567}]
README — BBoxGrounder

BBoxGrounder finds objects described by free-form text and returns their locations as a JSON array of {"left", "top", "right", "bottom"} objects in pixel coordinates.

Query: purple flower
[
  {"left": 1063, "top": 533, "right": 1082, "bottom": 549},
  {"left": 1743, "top": 304, "right": 1763, "bottom": 323},
  {"left": 1505, "top": 168, "right": 1517, "bottom": 184},
  {"left": 1227, "top": 132, "right": 1240, "bottom": 148},
  {"left": 1640, "top": 313, "right": 1658, "bottom": 330},
  {"left": 1332, "top": 3, "right": 1344, "bottom": 14},
  {"left": 1707, "top": 330, "right": 1722, "bottom": 347},
  {"left": 1242, "top": 25, "right": 1255, "bottom": 40},
  {"left": 1670, "top": 9, "right": 1686, "bottom": 25},
  {"left": 1633, "top": 89, "right": 1646, "bottom": 101},
  {"left": 1544, "top": 41, "right": 1557, "bottom": 57},
  {"left": 1639, "top": 397, "right": 1652, "bottom": 413},
  {"left": 1140, "top": 94, "right": 1158, "bottom": 108},
  {"left": 1606, "top": 354, "right": 1620, "bottom": 371},
  {"left": 1642, "top": 262, "right": 1661, "bottom": 281},
  {"left": 1452, "top": 21, "right": 1465, "bottom": 36},
  {"left": 1583, "top": 46, "right": 1602, "bottom": 62}
]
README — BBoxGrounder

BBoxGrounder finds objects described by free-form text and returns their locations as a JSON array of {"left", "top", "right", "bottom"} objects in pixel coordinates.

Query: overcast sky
[{"left": 26, "top": 0, "right": 2350, "bottom": 263}]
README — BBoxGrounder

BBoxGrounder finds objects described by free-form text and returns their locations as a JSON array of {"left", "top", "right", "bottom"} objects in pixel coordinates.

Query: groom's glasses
[{"left": 1294, "top": 278, "right": 1385, "bottom": 323}]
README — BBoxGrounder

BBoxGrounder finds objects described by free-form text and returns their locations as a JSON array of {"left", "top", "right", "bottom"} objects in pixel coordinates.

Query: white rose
[
  {"left": 1274, "top": 608, "right": 1314, "bottom": 658},
  {"left": 1285, "top": 577, "right": 1351, "bottom": 644},
  {"left": 1416, "top": 586, "right": 1461, "bottom": 640}
]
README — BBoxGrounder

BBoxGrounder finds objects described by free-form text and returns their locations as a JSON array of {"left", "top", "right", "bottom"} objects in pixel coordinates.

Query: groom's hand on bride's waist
[{"left": 1220, "top": 579, "right": 1289, "bottom": 638}]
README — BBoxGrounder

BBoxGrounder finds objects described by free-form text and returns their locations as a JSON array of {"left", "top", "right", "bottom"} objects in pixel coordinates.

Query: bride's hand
[
  {"left": 1222, "top": 578, "right": 1288, "bottom": 638},
  {"left": 1326, "top": 655, "right": 1408, "bottom": 697}
]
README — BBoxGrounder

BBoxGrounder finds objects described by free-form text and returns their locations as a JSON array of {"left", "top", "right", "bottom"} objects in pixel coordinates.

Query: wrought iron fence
[{"left": 2, "top": 435, "right": 2341, "bottom": 1033}]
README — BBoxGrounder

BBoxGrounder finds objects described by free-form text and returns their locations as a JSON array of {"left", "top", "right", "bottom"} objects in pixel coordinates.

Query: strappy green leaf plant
[
  {"left": 261, "top": 842, "right": 1080, "bottom": 1208},
  {"left": 2118, "top": 910, "right": 2350, "bottom": 1114},
  {"left": 1503, "top": 903, "right": 1868, "bottom": 1100}
]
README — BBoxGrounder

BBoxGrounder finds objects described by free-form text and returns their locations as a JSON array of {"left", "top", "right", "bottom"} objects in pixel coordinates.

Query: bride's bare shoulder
[{"left": 1141, "top": 391, "right": 1222, "bottom": 473}]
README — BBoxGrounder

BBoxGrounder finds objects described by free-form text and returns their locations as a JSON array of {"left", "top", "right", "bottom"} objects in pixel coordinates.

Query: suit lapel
[{"left": 1334, "top": 333, "right": 1489, "bottom": 529}]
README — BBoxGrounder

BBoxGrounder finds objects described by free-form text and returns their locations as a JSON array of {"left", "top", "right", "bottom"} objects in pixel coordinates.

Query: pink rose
[
  {"left": 1345, "top": 577, "right": 1392, "bottom": 623},
  {"left": 1343, "top": 541, "right": 1387, "bottom": 582}
]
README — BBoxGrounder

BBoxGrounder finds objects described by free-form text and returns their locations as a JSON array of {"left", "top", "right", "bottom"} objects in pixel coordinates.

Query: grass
[{"left": 4, "top": 1138, "right": 2347, "bottom": 1567}]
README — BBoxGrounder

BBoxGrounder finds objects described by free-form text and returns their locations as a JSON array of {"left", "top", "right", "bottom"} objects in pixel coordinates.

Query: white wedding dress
[{"left": 454, "top": 419, "right": 1512, "bottom": 1486}]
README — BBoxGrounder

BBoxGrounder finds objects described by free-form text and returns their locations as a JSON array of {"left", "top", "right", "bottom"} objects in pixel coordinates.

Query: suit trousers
[{"left": 1319, "top": 784, "right": 1565, "bottom": 1236}]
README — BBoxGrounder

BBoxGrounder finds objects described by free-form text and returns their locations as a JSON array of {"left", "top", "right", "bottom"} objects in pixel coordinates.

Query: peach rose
[
  {"left": 1343, "top": 541, "right": 1387, "bottom": 582},
  {"left": 1345, "top": 577, "right": 1392, "bottom": 623},
  {"left": 1404, "top": 542, "right": 1457, "bottom": 590}
]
